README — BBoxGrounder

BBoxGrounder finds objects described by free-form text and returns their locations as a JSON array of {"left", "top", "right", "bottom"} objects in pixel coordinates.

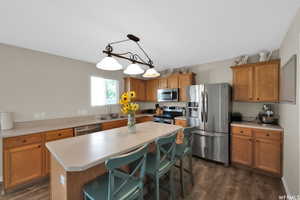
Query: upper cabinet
[
  {"left": 124, "top": 77, "right": 146, "bottom": 101},
  {"left": 146, "top": 79, "right": 158, "bottom": 102},
  {"left": 124, "top": 73, "right": 195, "bottom": 102},
  {"left": 167, "top": 74, "right": 179, "bottom": 88},
  {"left": 179, "top": 73, "right": 196, "bottom": 101},
  {"left": 231, "top": 60, "right": 279, "bottom": 102}
]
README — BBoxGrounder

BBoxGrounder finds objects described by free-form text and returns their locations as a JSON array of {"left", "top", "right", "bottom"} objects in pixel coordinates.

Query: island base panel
[{"left": 50, "top": 156, "right": 106, "bottom": 200}]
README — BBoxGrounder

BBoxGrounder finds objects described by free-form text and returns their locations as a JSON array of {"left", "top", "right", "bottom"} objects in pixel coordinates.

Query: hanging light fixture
[
  {"left": 124, "top": 63, "right": 144, "bottom": 75},
  {"left": 97, "top": 34, "right": 160, "bottom": 78},
  {"left": 96, "top": 56, "right": 123, "bottom": 71},
  {"left": 143, "top": 67, "right": 160, "bottom": 78}
]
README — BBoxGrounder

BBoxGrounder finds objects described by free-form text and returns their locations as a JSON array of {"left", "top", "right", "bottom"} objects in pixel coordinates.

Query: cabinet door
[
  {"left": 167, "top": 74, "right": 179, "bottom": 88},
  {"left": 175, "top": 119, "right": 187, "bottom": 127},
  {"left": 4, "top": 143, "right": 43, "bottom": 189},
  {"left": 179, "top": 73, "right": 195, "bottom": 101},
  {"left": 146, "top": 79, "right": 158, "bottom": 102},
  {"left": 158, "top": 78, "right": 168, "bottom": 89},
  {"left": 232, "top": 66, "right": 254, "bottom": 101},
  {"left": 231, "top": 135, "right": 253, "bottom": 166},
  {"left": 137, "top": 79, "right": 146, "bottom": 101},
  {"left": 254, "top": 63, "right": 279, "bottom": 102},
  {"left": 254, "top": 138, "right": 281, "bottom": 174}
]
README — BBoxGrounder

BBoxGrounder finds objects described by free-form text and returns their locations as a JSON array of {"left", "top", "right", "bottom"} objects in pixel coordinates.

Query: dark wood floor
[{"left": 0, "top": 158, "right": 284, "bottom": 200}]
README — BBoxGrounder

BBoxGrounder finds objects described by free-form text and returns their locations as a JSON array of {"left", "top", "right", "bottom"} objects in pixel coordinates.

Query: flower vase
[{"left": 127, "top": 113, "right": 136, "bottom": 133}]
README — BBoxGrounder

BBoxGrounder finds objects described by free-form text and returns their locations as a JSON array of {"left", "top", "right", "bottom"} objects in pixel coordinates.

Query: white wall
[
  {"left": 0, "top": 44, "right": 126, "bottom": 181},
  {"left": 0, "top": 44, "right": 125, "bottom": 122},
  {"left": 279, "top": 9, "right": 300, "bottom": 195}
]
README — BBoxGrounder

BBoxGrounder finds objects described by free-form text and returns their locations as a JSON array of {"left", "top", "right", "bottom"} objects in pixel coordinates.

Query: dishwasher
[{"left": 74, "top": 124, "right": 101, "bottom": 136}]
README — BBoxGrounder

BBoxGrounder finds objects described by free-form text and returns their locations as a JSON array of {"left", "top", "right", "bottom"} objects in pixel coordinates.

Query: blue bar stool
[
  {"left": 145, "top": 132, "right": 177, "bottom": 200},
  {"left": 83, "top": 143, "right": 149, "bottom": 200},
  {"left": 175, "top": 127, "right": 195, "bottom": 198}
]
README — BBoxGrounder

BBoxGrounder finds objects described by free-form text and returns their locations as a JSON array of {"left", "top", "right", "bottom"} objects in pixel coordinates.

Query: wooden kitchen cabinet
[
  {"left": 167, "top": 74, "right": 179, "bottom": 88},
  {"left": 158, "top": 77, "right": 168, "bottom": 89},
  {"left": 254, "top": 62, "right": 279, "bottom": 102},
  {"left": 44, "top": 128, "right": 74, "bottom": 175},
  {"left": 254, "top": 138, "right": 281, "bottom": 174},
  {"left": 146, "top": 79, "right": 158, "bottom": 102},
  {"left": 232, "top": 65, "right": 254, "bottom": 101},
  {"left": 231, "top": 60, "right": 279, "bottom": 102},
  {"left": 124, "top": 77, "right": 146, "bottom": 101},
  {"left": 101, "top": 119, "right": 127, "bottom": 130},
  {"left": 231, "top": 125, "right": 282, "bottom": 176},
  {"left": 175, "top": 119, "right": 187, "bottom": 127},
  {"left": 4, "top": 143, "right": 43, "bottom": 189},
  {"left": 179, "top": 73, "right": 195, "bottom": 101},
  {"left": 136, "top": 116, "right": 153, "bottom": 123},
  {"left": 231, "top": 135, "right": 253, "bottom": 166}
]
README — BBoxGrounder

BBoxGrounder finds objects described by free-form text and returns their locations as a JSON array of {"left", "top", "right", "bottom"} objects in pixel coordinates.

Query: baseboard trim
[{"left": 281, "top": 177, "right": 291, "bottom": 196}]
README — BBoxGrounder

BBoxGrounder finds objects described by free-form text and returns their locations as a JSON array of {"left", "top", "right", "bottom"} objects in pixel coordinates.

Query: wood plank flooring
[{"left": 0, "top": 158, "right": 284, "bottom": 200}]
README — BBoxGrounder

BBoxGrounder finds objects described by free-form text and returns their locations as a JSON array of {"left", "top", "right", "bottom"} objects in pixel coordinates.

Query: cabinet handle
[
  {"left": 266, "top": 133, "right": 270, "bottom": 136},
  {"left": 22, "top": 139, "right": 27, "bottom": 143},
  {"left": 248, "top": 139, "right": 252, "bottom": 142},
  {"left": 38, "top": 145, "right": 41, "bottom": 148},
  {"left": 240, "top": 131, "right": 243, "bottom": 133},
  {"left": 58, "top": 133, "right": 62, "bottom": 136},
  {"left": 257, "top": 98, "right": 260, "bottom": 100},
  {"left": 256, "top": 140, "right": 259, "bottom": 142}
]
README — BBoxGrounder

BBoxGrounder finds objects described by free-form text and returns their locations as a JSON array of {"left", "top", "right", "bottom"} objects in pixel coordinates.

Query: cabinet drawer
[
  {"left": 254, "top": 129, "right": 282, "bottom": 141},
  {"left": 101, "top": 120, "right": 127, "bottom": 130},
  {"left": 175, "top": 119, "right": 187, "bottom": 127},
  {"left": 45, "top": 128, "right": 74, "bottom": 141},
  {"left": 4, "top": 134, "right": 42, "bottom": 149},
  {"left": 231, "top": 126, "right": 252, "bottom": 137},
  {"left": 136, "top": 116, "right": 153, "bottom": 123}
]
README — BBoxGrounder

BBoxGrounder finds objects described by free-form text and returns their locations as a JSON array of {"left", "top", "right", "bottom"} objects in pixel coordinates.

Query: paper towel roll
[{"left": 1, "top": 112, "right": 14, "bottom": 130}]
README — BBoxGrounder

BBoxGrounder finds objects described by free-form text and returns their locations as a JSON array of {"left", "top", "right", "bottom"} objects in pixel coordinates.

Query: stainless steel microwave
[{"left": 157, "top": 88, "right": 179, "bottom": 102}]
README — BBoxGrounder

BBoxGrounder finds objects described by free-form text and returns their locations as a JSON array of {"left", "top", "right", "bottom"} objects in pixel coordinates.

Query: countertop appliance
[
  {"left": 187, "top": 83, "right": 231, "bottom": 165},
  {"left": 258, "top": 104, "right": 276, "bottom": 124},
  {"left": 74, "top": 124, "right": 101, "bottom": 136},
  {"left": 153, "top": 106, "right": 184, "bottom": 124},
  {"left": 157, "top": 88, "right": 179, "bottom": 102}
]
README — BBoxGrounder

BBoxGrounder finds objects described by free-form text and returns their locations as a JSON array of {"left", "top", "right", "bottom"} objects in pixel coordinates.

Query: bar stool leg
[
  {"left": 188, "top": 153, "right": 194, "bottom": 186},
  {"left": 180, "top": 159, "right": 185, "bottom": 198}
]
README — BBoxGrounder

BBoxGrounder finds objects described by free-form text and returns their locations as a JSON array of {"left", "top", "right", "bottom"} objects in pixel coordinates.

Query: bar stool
[
  {"left": 83, "top": 143, "right": 149, "bottom": 200},
  {"left": 175, "top": 127, "right": 195, "bottom": 198},
  {"left": 145, "top": 132, "right": 177, "bottom": 200}
]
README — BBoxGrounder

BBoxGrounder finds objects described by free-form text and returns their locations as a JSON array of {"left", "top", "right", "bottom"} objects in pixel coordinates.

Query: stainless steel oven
[{"left": 157, "top": 88, "right": 179, "bottom": 102}]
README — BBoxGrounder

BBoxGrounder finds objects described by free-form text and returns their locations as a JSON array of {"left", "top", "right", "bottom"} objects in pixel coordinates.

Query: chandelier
[{"left": 96, "top": 34, "right": 160, "bottom": 78}]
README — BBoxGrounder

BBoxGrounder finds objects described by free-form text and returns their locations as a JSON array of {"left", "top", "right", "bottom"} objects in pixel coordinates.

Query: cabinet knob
[
  {"left": 257, "top": 98, "right": 260, "bottom": 100},
  {"left": 38, "top": 145, "right": 41, "bottom": 148},
  {"left": 248, "top": 139, "right": 252, "bottom": 142},
  {"left": 266, "top": 133, "right": 270, "bottom": 136},
  {"left": 58, "top": 133, "right": 62, "bottom": 136},
  {"left": 22, "top": 139, "right": 27, "bottom": 143},
  {"left": 240, "top": 131, "right": 243, "bottom": 133}
]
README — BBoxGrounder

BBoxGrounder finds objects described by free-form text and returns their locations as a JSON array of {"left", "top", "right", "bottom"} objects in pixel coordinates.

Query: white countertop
[
  {"left": 0, "top": 114, "right": 153, "bottom": 138},
  {"left": 231, "top": 121, "right": 283, "bottom": 131},
  {"left": 46, "top": 122, "right": 182, "bottom": 172}
]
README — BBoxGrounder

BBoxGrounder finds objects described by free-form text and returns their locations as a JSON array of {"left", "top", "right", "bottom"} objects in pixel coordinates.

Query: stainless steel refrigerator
[{"left": 186, "top": 83, "right": 231, "bottom": 165}]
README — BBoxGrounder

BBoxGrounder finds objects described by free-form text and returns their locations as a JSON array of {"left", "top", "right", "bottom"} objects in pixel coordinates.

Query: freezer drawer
[{"left": 192, "top": 131, "right": 229, "bottom": 165}]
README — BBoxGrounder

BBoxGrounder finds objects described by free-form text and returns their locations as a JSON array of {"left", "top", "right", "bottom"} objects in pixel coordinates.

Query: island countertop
[{"left": 46, "top": 122, "right": 182, "bottom": 172}]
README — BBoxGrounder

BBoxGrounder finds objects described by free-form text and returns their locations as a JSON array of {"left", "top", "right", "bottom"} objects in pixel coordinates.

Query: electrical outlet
[{"left": 60, "top": 175, "right": 65, "bottom": 185}]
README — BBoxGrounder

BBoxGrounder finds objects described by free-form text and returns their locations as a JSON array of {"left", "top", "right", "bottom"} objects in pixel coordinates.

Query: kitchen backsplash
[{"left": 139, "top": 101, "right": 279, "bottom": 121}]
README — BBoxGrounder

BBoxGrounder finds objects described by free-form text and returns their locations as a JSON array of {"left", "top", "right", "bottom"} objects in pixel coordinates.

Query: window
[{"left": 91, "top": 76, "right": 119, "bottom": 106}]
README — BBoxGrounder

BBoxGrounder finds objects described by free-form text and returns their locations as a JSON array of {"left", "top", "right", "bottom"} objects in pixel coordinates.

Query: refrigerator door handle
[
  {"left": 201, "top": 92, "right": 204, "bottom": 122},
  {"left": 205, "top": 91, "right": 208, "bottom": 123}
]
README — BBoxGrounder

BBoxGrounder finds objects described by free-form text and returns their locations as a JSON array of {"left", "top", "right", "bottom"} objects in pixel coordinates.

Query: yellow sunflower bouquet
[{"left": 119, "top": 91, "right": 140, "bottom": 115}]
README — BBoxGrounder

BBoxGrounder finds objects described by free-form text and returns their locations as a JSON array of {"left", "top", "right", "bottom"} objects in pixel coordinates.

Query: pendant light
[
  {"left": 124, "top": 63, "right": 145, "bottom": 75},
  {"left": 96, "top": 56, "right": 123, "bottom": 71},
  {"left": 98, "top": 34, "right": 160, "bottom": 78},
  {"left": 142, "top": 67, "right": 160, "bottom": 78}
]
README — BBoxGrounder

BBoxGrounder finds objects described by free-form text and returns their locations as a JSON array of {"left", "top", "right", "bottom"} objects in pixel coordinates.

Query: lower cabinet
[
  {"left": 231, "top": 135, "right": 253, "bottom": 166},
  {"left": 231, "top": 125, "right": 282, "bottom": 176},
  {"left": 175, "top": 119, "right": 187, "bottom": 127},
  {"left": 254, "top": 138, "right": 281, "bottom": 174},
  {"left": 136, "top": 116, "right": 153, "bottom": 123},
  {"left": 4, "top": 143, "right": 43, "bottom": 189}
]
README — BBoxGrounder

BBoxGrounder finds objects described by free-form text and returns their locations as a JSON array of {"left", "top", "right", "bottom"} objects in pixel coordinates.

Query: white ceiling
[{"left": 0, "top": 0, "right": 299, "bottom": 70}]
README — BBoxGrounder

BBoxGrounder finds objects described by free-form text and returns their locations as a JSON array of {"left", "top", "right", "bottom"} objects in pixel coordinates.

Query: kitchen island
[{"left": 46, "top": 121, "right": 182, "bottom": 200}]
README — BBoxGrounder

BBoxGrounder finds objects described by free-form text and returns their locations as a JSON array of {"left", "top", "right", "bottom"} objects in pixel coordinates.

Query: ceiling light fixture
[{"left": 96, "top": 34, "right": 160, "bottom": 78}]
